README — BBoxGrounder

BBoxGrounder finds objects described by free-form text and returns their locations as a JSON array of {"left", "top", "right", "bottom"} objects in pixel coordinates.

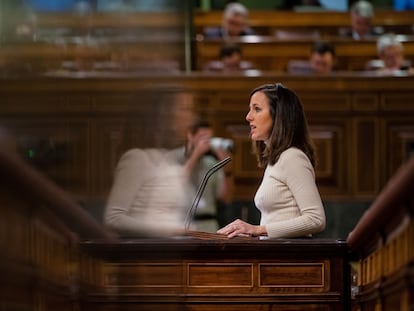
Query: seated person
[
  {"left": 287, "top": 41, "right": 336, "bottom": 74},
  {"left": 309, "top": 41, "right": 336, "bottom": 74},
  {"left": 203, "top": 44, "right": 255, "bottom": 72},
  {"left": 203, "top": 2, "right": 256, "bottom": 39},
  {"left": 340, "top": 0, "right": 381, "bottom": 40},
  {"left": 374, "top": 33, "right": 413, "bottom": 74}
]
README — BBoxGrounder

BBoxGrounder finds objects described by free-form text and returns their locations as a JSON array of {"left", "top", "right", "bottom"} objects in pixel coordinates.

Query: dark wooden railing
[
  {"left": 0, "top": 134, "right": 116, "bottom": 310},
  {"left": 347, "top": 156, "right": 414, "bottom": 310}
]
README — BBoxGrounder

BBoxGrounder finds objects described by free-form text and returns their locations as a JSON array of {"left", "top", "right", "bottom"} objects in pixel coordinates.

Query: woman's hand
[{"left": 217, "top": 219, "right": 266, "bottom": 238}]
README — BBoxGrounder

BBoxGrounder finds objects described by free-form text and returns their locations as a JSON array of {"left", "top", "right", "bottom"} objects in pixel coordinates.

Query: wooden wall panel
[
  {"left": 90, "top": 118, "right": 125, "bottom": 198},
  {"left": 383, "top": 121, "right": 414, "bottom": 185},
  {"left": 352, "top": 93, "right": 379, "bottom": 112},
  {"left": 310, "top": 123, "right": 348, "bottom": 197},
  {"left": 352, "top": 118, "right": 381, "bottom": 197},
  {"left": 381, "top": 93, "right": 414, "bottom": 112},
  {"left": 0, "top": 74, "right": 413, "bottom": 203}
]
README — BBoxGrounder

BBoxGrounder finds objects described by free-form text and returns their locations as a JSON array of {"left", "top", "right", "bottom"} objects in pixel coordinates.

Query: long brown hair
[{"left": 250, "top": 83, "right": 316, "bottom": 168}]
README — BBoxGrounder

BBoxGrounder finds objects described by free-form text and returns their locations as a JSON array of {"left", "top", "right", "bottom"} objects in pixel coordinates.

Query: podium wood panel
[{"left": 80, "top": 237, "right": 349, "bottom": 311}]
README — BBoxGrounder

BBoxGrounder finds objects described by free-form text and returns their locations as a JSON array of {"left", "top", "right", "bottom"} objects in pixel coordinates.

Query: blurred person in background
[
  {"left": 341, "top": 0, "right": 381, "bottom": 40},
  {"left": 375, "top": 33, "right": 413, "bottom": 74},
  {"left": 287, "top": 41, "right": 336, "bottom": 74},
  {"left": 203, "top": 2, "right": 256, "bottom": 39},
  {"left": 175, "top": 118, "right": 234, "bottom": 232},
  {"left": 104, "top": 91, "right": 195, "bottom": 238},
  {"left": 203, "top": 43, "right": 255, "bottom": 72},
  {"left": 309, "top": 41, "right": 336, "bottom": 74},
  {"left": 104, "top": 93, "right": 234, "bottom": 236}
]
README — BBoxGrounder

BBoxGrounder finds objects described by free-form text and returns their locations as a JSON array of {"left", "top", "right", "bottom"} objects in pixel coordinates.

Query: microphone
[{"left": 184, "top": 156, "right": 232, "bottom": 231}]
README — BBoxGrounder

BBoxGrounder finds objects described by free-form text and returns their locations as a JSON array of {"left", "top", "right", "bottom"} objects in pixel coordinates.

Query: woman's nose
[{"left": 246, "top": 111, "right": 251, "bottom": 121}]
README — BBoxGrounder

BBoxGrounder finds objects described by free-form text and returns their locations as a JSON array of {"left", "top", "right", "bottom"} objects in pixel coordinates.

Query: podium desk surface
[{"left": 81, "top": 235, "right": 348, "bottom": 261}]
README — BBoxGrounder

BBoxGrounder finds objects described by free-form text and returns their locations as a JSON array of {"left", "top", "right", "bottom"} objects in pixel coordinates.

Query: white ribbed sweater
[
  {"left": 255, "top": 147, "right": 326, "bottom": 238},
  {"left": 104, "top": 149, "right": 190, "bottom": 237}
]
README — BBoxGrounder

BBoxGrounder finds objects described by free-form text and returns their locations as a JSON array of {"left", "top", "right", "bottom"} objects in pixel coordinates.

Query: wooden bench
[
  {"left": 194, "top": 10, "right": 414, "bottom": 37},
  {"left": 195, "top": 35, "right": 414, "bottom": 71}
]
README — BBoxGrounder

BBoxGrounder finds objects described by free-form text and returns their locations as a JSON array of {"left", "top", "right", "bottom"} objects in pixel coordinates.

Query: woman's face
[{"left": 246, "top": 91, "right": 273, "bottom": 141}]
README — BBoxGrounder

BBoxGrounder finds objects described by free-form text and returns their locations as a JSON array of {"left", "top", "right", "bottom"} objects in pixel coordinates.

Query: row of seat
[
  {"left": 1, "top": 10, "right": 414, "bottom": 74},
  {"left": 195, "top": 35, "right": 414, "bottom": 72}
]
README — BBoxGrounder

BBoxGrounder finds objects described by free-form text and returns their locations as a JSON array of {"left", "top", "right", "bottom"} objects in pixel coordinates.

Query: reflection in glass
[{"left": 0, "top": 0, "right": 190, "bottom": 75}]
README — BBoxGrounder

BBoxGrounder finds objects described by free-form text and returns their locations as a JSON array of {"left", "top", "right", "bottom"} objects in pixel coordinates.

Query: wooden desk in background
[
  {"left": 1, "top": 10, "right": 414, "bottom": 74},
  {"left": 195, "top": 36, "right": 414, "bottom": 71},
  {"left": 194, "top": 10, "right": 414, "bottom": 37}
]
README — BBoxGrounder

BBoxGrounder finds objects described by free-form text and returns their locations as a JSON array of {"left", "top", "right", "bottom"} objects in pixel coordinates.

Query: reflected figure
[
  {"left": 178, "top": 118, "right": 234, "bottom": 232},
  {"left": 104, "top": 91, "right": 196, "bottom": 238}
]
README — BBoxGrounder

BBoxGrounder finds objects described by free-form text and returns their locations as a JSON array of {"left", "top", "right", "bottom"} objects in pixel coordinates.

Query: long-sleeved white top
[
  {"left": 104, "top": 148, "right": 191, "bottom": 237},
  {"left": 254, "top": 147, "right": 326, "bottom": 238}
]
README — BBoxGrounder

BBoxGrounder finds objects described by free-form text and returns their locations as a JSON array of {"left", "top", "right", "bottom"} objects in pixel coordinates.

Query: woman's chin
[{"left": 251, "top": 135, "right": 261, "bottom": 141}]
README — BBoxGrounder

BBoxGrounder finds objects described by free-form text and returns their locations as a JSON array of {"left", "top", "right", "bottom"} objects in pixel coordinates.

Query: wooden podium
[
  {"left": 80, "top": 233, "right": 350, "bottom": 311},
  {"left": 0, "top": 135, "right": 350, "bottom": 311}
]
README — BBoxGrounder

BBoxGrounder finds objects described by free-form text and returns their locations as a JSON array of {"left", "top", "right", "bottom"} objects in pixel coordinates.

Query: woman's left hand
[{"left": 217, "top": 219, "right": 263, "bottom": 238}]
